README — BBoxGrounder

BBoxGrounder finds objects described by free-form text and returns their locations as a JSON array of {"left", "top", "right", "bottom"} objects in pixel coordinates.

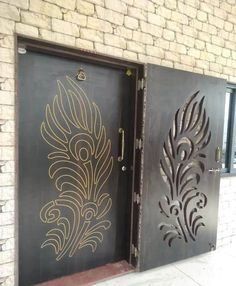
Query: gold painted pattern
[{"left": 40, "top": 76, "right": 113, "bottom": 260}]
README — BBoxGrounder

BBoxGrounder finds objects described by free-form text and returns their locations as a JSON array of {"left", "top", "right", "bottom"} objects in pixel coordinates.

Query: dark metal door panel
[
  {"left": 18, "top": 51, "right": 133, "bottom": 285},
  {"left": 140, "top": 64, "right": 226, "bottom": 270}
]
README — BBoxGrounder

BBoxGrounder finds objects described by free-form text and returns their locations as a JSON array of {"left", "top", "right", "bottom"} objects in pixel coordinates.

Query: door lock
[{"left": 208, "top": 168, "right": 221, "bottom": 173}]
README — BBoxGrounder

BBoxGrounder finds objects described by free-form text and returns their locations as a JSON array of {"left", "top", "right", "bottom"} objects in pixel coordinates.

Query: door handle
[
  {"left": 118, "top": 128, "right": 125, "bottom": 162},
  {"left": 208, "top": 168, "right": 221, "bottom": 173}
]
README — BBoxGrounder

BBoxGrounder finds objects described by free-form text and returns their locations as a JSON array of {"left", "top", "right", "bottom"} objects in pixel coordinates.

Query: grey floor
[{"left": 95, "top": 242, "right": 236, "bottom": 286}]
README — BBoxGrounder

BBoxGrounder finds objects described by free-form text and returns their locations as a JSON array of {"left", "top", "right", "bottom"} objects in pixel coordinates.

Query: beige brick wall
[
  {"left": 0, "top": 0, "right": 236, "bottom": 284},
  {"left": 217, "top": 176, "right": 236, "bottom": 247}
]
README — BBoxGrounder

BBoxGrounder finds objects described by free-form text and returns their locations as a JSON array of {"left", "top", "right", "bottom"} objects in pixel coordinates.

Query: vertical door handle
[{"left": 118, "top": 128, "right": 125, "bottom": 162}]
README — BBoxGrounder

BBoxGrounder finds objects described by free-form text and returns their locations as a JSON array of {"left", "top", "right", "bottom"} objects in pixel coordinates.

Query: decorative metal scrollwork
[
  {"left": 40, "top": 76, "right": 113, "bottom": 260},
  {"left": 158, "top": 91, "right": 210, "bottom": 247}
]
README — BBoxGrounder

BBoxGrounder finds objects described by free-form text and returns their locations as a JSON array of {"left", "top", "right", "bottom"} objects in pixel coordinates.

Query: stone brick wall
[
  {"left": 0, "top": 0, "right": 235, "bottom": 285},
  {"left": 217, "top": 176, "right": 236, "bottom": 247}
]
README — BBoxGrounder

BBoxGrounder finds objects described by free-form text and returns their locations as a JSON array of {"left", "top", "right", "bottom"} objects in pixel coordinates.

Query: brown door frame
[{"left": 14, "top": 35, "right": 144, "bottom": 284}]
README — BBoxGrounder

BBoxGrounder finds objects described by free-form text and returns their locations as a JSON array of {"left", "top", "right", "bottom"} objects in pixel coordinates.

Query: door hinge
[
  {"left": 138, "top": 78, "right": 146, "bottom": 91},
  {"left": 133, "top": 192, "right": 141, "bottom": 205},
  {"left": 131, "top": 244, "right": 139, "bottom": 258},
  {"left": 136, "top": 138, "right": 144, "bottom": 150}
]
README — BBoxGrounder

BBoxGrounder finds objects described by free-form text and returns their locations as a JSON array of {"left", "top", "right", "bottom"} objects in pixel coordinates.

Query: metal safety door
[{"left": 139, "top": 64, "right": 226, "bottom": 270}]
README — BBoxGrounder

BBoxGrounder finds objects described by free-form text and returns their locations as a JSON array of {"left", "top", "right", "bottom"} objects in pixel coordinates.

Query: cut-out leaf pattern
[{"left": 159, "top": 92, "right": 209, "bottom": 247}]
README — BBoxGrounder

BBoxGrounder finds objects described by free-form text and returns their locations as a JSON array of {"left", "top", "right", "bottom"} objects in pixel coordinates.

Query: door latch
[{"left": 215, "top": 147, "right": 222, "bottom": 163}]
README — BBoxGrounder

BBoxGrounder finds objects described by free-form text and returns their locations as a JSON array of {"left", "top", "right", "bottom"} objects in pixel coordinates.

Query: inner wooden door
[{"left": 18, "top": 48, "right": 135, "bottom": 285}]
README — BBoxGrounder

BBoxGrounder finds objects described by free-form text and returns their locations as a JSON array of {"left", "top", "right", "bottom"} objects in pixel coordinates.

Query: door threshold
[{"left": 35, "top": 260, "right": 134, "bottom": 286}]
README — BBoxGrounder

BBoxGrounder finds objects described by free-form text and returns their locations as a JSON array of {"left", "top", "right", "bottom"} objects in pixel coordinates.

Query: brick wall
[
  {"left": 217, "top": 176, "right": 236, "bottom": 247},
  {"left": 0, "top": 0, "right": 236, "bottom": 285}
]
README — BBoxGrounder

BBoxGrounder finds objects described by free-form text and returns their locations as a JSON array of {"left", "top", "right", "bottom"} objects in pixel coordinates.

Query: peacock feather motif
[
  {"left": 40, "top": 76, "right": 113, "bottom": 260},
  {"left": 159, "top": 91, "right": 210, "bottom": 247}
]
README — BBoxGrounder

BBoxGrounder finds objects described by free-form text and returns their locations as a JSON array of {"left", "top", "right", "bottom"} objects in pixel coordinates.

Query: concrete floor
[{"left": 95, "top": 242, "right": 236, "bottom": 286}]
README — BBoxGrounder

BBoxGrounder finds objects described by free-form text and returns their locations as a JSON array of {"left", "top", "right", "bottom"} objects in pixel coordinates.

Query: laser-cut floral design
[{"left": 159, "top": 92, "right": 210, "bottom": 247}]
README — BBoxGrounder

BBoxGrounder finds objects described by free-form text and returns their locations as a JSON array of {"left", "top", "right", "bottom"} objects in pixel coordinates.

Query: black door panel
[
  {"left": 140, "top": 65, "right": 226, "bottom": 270},
  {"left": 18, "top": 51, "right": 133, "bottom": 285}
]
